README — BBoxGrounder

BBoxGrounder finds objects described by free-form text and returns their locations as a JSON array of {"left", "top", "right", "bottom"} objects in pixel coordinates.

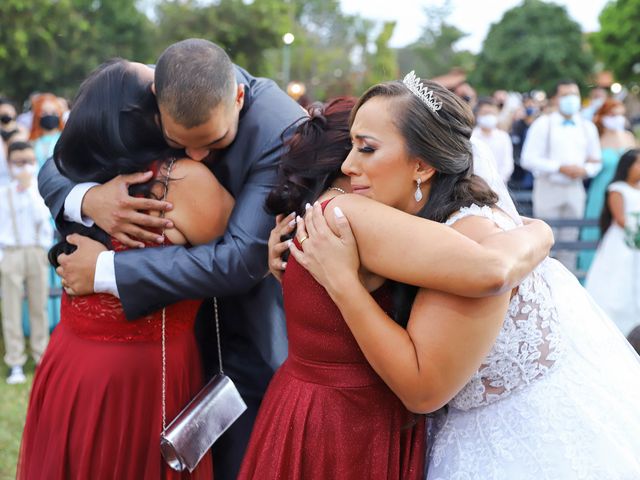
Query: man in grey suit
[{"left": 38, "top": 39, "right": 304, "bottom": 479}]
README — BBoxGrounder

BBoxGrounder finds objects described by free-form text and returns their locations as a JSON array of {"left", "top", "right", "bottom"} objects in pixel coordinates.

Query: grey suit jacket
[{"left": 38, "top": 65, "right": 306, "bottom": 397}]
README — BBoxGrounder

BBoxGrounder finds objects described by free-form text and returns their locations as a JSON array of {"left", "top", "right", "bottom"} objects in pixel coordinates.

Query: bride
[{"left": 288, "top": 73, "right": 640, "bottom": 478}]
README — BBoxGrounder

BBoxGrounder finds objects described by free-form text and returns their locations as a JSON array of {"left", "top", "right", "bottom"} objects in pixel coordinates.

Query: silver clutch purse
[{"left": 159, "top": 298, "right": 247, "bottom": 473}]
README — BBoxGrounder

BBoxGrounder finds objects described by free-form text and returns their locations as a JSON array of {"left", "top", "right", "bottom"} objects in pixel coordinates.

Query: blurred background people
[
  {"left": 521, "top": 79, "right": 602, "bottom": 270},
  {"left": 578, "top": 99, "right": 637, "bottom": 271},
  {"left": 510, "top": 94, "right": 541, "bottom": 189},
  {"left": 29, "top": 93, "right": 65, "bottom": 169},
  {"left": 1, "top": 98, "right": 25, "bottom": 186},
  {"left": 0, "top": 142, "right": 52, "bottom": 385},
  {"left": 585, "top": 149, "right": 640, "bottom": 336},
  {"left": 582, "top": 86, "right": 609, "bottom": 121},
  {"left": 472, "top": 97, "right": 514, "bottom": 183}
]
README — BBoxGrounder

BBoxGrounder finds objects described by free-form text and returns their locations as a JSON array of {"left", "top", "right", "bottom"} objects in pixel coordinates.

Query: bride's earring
[{"left": 414, "top": 178, "right": 423, "bottom": 202}]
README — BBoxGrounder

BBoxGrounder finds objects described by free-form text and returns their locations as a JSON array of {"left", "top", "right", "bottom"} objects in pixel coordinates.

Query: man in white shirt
[
  {"left": 471, "top": 97, "right": 514, "bottom": 184},
  {"left": 521, "top": 80, "right": 602, "bottom": 269},
  {"left": 0, "top": 142, "right": 52, "bottom": 384}
]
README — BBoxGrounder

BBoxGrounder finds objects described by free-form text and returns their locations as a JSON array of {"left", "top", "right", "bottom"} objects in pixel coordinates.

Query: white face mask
[
  {"left": 10, "top": 163, "right": 36, "bottom": 178},
  {"left": 558, "top": 94, "right": 581, "bottom": 116},
  {"left": 476, "top": 114, "right": 498, "bottom": 130},
  {"left": 601, "top": 115, "right": 626, "bottom": 132}
]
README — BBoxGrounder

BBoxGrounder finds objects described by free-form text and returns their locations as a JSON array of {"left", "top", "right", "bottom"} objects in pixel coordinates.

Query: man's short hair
[
  {"left": 553, "top": 79, "right": 578, "bottom": 97},
  {"left": 155, "top": 39, "right": 236, "bottom": 128},
  {"left": 7, "top": 141, "right": 33, "bottom": 159}
]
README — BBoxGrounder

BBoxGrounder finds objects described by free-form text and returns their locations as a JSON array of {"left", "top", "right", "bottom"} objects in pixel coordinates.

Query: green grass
[{"left": 0, "top": 334, "right": 35, "bottom": 480}]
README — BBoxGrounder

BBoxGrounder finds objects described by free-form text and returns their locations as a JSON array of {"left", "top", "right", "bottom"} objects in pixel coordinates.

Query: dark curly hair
[{"left": 266, "top": 96, "right": 356, "bottom": 217}]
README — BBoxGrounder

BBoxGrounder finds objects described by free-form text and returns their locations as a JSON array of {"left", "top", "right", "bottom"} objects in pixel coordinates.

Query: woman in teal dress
[{"left": 578, "top": 98, "right": 636, "bottom": 272}]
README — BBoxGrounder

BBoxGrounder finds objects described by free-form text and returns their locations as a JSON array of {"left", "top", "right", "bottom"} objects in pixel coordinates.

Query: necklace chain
[{"left": 328, "top": 186, "right": 347, "bottom": 194}]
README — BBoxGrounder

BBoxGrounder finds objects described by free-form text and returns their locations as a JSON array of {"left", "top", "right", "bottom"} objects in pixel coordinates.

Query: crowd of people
[
  {"left": 0, "top": 38, "right": 639, "bottom": 479},
  {"left": 462, "top": 80, "right": 639, "bottom": 336},
  {"left": 1, "top": 94, "right": 68, "bottom": 384}
]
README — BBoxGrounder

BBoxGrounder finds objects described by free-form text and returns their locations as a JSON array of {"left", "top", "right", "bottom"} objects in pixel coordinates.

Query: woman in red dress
[
  {"left": 18, "top": 60, "right": 234, "bottom": 479},
  {"left": 240, "top": 90, "right": 552, "bottom": 477}
]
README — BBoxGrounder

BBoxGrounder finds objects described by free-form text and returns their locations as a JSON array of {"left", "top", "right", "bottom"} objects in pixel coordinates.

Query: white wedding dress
[
  {"left": 585, "top": 181, "right": 640, "bottom": 335},
  {"left": 426, "top": 204, "right": 640, "bottom": 480}
]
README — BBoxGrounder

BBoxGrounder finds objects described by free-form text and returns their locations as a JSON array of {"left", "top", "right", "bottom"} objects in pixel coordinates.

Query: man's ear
[
  {"left": 235, "top": 84, "right": 245, "bottom": 110},
  {"left": 151, "top": 82, "right": 156, "bottom": 96}
]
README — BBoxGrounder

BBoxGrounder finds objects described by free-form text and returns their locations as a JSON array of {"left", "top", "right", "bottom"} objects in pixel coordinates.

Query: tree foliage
[
  {"left": 0, "top": 0, "right": 155, "bottom": 102},
  {"left": 397, "top": 4, "right": 475, "bottom": 79},
  {"left": 590, "top": 0, "right": 640, "bottom": 84},
  {"left": 469, "top": 0, "right": 595, "bottom": 94},
  {"left": 154, "top": 0, "right": 290, "bottom": 75}
]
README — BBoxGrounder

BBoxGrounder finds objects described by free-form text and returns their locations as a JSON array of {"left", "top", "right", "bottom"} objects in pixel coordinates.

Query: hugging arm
[
  {"left": 309, "top": 195, "right": 552, "bottom": 297},
  {"left": 115, "top": 145, "right": 281, "bottom": 319},
  {"left": 292, "top": 208, "right": 511, "bottom": 413}
]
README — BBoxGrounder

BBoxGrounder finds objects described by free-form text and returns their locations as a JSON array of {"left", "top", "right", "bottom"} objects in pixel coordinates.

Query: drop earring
[{"left": 414, "top": 178, "right": 423, "bottom": 202}]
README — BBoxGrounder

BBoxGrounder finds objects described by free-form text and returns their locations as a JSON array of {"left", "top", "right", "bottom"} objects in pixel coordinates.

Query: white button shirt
[
  {"left": 471, "top": 127, "right": 514, "bottom": 183},
  {"left": 521, "top": 111, "right": 602, "bottom": 184},
  {"left": 0, "top": 180, "right": 53, "bottom": 262}
]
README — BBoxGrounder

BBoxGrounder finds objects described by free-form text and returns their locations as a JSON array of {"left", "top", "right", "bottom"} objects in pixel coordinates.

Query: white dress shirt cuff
[
  {"left": 94, "top": 250, "right": 120, "bottom": 298},
  {"left": 63, "top": 183, "right": 99, "bottom": 227}
]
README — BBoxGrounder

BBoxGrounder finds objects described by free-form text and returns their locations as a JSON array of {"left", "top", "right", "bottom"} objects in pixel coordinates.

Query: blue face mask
[
  {"left": 558, "top": 94, "right": 581, "bottom": 116},
  {"left": 525, "top": 106, "right": 538, "bottom": 117}
]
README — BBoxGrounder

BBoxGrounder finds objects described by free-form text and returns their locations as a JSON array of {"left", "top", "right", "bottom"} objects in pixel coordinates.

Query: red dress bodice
[{"left": 60, "top": 238, "right": 201, "bottom": 342}]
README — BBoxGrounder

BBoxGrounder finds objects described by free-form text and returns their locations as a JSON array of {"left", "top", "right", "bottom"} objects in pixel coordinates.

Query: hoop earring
[{"left": 414, "top": 178, "right": 423, "bottom": 202}]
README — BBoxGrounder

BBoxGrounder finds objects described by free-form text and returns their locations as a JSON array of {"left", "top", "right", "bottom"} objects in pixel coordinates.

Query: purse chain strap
[{"left": 160, "top": 159, "right": 225, "bottom": 432}]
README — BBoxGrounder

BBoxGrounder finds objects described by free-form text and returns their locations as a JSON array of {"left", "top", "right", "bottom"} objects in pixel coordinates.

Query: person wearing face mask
[
  {"left": 0, "top": 142, "right": 52, "bottom": 385},
  {"left": 30, "top": 94, "right": 65, "bottom": 170},
  {"left": 509, "top": 94, "right": 541, "bottom": 189},
  {"left": 578, "top": 98, "right": 637, "bottom": 271},
  {"left": 471, "top": 97, "right": 514, "bottom": 183},
  {"left": 0, "top": 98, "right": 28, "bottom": 186},
  {"left": 521, "top": 79, "right": 602, "bottom": 270}
]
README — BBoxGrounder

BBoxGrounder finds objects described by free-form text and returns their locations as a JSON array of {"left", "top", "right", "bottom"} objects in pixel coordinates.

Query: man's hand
[
  {"left": 56, "top": 234, "right": 107, "bottom": 296},
  {"left": 559, "top": 165, "right": 587, "bottom": 179},
  {"left": 82, "top": 171, "right": 174, "bottom": 248}
]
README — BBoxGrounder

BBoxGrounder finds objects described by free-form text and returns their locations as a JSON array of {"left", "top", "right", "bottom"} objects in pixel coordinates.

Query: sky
[{"left": 340, "top": 0, "right": 610, "bottom": 52}]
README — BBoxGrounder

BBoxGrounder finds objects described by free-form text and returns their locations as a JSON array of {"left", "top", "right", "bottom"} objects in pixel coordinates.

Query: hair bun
[{"left": 307, "top": 102, "right": 328, "bottom": 128}]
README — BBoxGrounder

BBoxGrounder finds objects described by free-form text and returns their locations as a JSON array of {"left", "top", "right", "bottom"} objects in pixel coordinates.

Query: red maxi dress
[
  {"left": 239, "top": 203, "right": 426, "bottom": 479},
  {"left": 17, "top": 239, "right": 213, "bottom": 480}
]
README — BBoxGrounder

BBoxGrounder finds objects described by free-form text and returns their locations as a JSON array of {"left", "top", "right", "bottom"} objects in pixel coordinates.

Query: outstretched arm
[{"left": 295, "top": 196, "right": 551, "bottom": 298}]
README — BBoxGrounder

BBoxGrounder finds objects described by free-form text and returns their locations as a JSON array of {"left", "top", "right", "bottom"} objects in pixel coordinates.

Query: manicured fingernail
[
  {"left": 165, "top": 203, "right": 173, "bottom": 210},
  {"left": 334, "top": 206, "right": 344, "bottom": 218},
  {"left": 289, "top": 211, "right": 296, "bottom": 218},
  {"left": 313, "top": 201, "right": 319, "bottom": 207},
  {"left": 305, "top": 203, "right": 312, "bottom": 210},
  {"left": 296, "top": 215, "right": 302, "bottom": 222},
  {"left": 165, "top": 220, "right": 173, "bottom": 228},
  {"left": 288, "top": 218, "right": 296, "bottom": 227},
  {"left": 157, "top": 236, "right": 164, "bottom": 243},
  {"left": 287, "top": 239, "right": 293, "bottom": 247},
  {"left": 281, "top": 262, "right": 287, "bottom": 269}
]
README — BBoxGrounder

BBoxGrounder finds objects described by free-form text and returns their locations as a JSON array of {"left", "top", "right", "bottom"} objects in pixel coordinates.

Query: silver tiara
[{"left": 402, "top": 70, "right": 442, "bottom": 113}]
